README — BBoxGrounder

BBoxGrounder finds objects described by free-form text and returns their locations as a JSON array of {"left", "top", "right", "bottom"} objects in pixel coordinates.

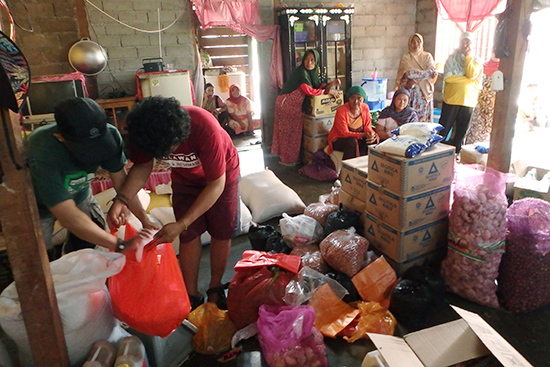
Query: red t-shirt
[{"left": 129, "top": 105, "right": 240, "bottom": 186}]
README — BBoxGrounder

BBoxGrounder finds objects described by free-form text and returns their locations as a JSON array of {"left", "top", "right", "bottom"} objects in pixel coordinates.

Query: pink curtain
[
  {"left": 192, "top": 0, "right": 283, "bottom": 89},
  {"left": 435, "top": 0, "right": 503, "bottom": 32}
]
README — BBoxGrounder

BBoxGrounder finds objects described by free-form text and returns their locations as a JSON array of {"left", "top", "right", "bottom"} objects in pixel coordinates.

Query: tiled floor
[{"left": 181, "top": 132, "right": 550, "bottom": 367}]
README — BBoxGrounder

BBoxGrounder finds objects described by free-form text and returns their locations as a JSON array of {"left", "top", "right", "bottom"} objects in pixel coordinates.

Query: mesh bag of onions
[
  {"left": 498, "top": 198, "right": 550, "bottom": 313},
  {"left": 441, "top": 166, "right": 508, "bottom": 308}
]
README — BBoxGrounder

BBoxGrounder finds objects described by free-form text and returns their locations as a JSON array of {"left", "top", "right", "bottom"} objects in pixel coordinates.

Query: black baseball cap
[{"left": 54, "top": 97, "right": 121, "bottom": 164}]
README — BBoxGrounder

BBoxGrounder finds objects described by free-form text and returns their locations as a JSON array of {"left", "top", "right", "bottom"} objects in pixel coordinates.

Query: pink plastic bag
[{"left": 257, "top": 305, "right": 328, "bottom": 367}]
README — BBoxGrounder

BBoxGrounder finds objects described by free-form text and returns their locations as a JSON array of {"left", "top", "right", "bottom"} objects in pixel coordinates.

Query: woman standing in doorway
[
  {"left": 271, "top": 49, "right": 341, "bottom": 166},
  {"left": 395, "top": 33, "right": 438, "bottom": 122}
]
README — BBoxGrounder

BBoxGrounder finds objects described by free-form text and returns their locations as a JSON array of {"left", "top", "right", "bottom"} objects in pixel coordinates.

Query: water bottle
[
  {"left": 114, "top": 336, "right": 145, "bottom": 367},
  {"left": 82, "top": 340, "right": 116, "bottom": 367}
]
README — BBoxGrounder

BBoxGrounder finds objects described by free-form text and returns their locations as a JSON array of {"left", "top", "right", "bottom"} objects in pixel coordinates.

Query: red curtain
[
  {"left": 192, "top": 0, "right": 283, "bottom": 89},
  {"left": 435, "top": 0, "right": 503, "bottom": 32}
]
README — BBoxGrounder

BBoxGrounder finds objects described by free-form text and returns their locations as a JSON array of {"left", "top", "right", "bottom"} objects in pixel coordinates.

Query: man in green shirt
[{"left": 25, "top": 97, "right": 157, "bottom": 259}]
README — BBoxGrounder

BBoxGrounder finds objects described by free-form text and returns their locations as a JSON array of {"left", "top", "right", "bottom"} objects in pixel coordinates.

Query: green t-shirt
[{"left": 25, "top": 124, "right": 126, "bottom": 219}]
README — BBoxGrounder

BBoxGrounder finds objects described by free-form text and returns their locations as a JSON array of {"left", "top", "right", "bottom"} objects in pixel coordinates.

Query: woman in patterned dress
[
  {"left": 271, "top": 49, "right": 341, "bottom": 166},
  {"left": 395, "top": 33, "right": 438, "bottom": 122}
]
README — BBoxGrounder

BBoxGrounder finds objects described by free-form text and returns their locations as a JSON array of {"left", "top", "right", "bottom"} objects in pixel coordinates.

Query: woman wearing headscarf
[
  {"left": 395, "top": 33, "right": 438, "bottom": 122},
  {"left": 376, "top": 88, "right": 419, "bottom": 141},
  {"left": 271, "top": 49, "right": 341, "bottom": 166},
  {"left": 327, "top": 86, "right": 378, "bottom": 159},
  {"left": 225, "top": 84, "right": 254, "bottom": 136}
]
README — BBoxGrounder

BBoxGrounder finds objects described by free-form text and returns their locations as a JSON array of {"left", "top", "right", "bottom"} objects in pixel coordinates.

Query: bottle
[
  {"left": 114, "top": 336, "right": 145, "bottom": 367},
  {"left": 82, "top": 340, "right": 116, "bottom": 367}
]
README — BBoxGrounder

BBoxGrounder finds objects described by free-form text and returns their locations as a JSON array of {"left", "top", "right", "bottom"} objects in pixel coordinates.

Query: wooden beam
[
  {"left": 488, "top": 0, "right": 531, "bottom": 172},
  {"left": 0, "top": 109, "right": 69, "bottom": 366}
]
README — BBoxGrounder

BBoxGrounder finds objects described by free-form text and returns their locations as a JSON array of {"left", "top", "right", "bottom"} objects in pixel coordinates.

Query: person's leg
[
  {"left": 178, "top": 236, "right": 202, "bottom": 298},
  {"left": 439, "top": 102, "right": 459, "bottom": 143},
  {"left": 332, "top": 137, "right": 360, "bottom": 160},
  {"left": 453, "top": 106, "right": 474, "bottom": 153},
  {"left": 206, "top": 237, "right": 231, "bottom": 304}
]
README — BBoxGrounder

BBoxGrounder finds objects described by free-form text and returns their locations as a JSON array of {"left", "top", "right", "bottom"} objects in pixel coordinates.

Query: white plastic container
[
  {"left": 114, "top": 336, "right": 145, "bottom": 367},
  {"left": 361, "top": 350, "right": 389, "bottom": 367},
  {"left": 361, "top": 78, "right": 387, "bottom": 102}
]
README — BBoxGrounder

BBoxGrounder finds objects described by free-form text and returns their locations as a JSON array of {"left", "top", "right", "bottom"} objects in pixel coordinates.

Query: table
[{"left": 95, "top": 96, "right": 136, "bottom": 130}]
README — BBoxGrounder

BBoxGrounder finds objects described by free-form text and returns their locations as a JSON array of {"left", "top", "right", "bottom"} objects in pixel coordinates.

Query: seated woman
[
  {"left": 327, "top": 86, "right": 379, "bottom": 160},
  {"left": 225, "top": 84, "right": 254, "bottom": 136},
  {"left": 202, "top": 83, "right": 228, "bottom": 125},
  {"left": 376, "top": 88, "right": 418, "bottom": 141}
]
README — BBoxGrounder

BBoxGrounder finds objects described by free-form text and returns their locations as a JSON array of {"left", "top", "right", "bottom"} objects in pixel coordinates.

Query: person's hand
[
  {"left": 107, "top": 200, "right": 129, "bottom": 230},
  {"left": 123, "top": 228, "right": 156, "bottom": 260},
  {"left": 141, "top": 216, "right": 161, "bottom": 231},
  {"left": 329, "top": 89, "right": 341, "bottom": 98},
  {"left": 153, "top": 221, "right": 187, "bottom": 244},
  {"left": 405, "top": 78, "right": 416, "bottom": 90},
  {"left": 364, "top": 130, "right": 379, "bottom": 144},
  {"left": 331, "top": 78, "right": 341, "bottom": 87}
]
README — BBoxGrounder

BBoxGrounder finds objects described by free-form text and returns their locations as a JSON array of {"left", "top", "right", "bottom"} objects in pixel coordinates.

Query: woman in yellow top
[{"left": 439, "top": 32, "right": 483, "bottom": 153}]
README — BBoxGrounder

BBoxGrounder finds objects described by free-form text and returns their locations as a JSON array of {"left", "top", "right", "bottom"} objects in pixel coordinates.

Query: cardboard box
[
  {"left": 302, "top": 133, "right": 328, "bottom": 153},
  {"left": 303, "top": 114, "right": 335, "bottom": 136},
  {"left": 363, "top": 212, "right": 448, "bottom": 262},
  {"left": 380, "top": 247, "right": 446, "bottom": 277},
  {"left": 368, "top": 144, "right": 455, "bottom": 196},
  {"left": 365, "top": 306, "right": 533, "bottom": 367},
  {"left": 301, "top": 149, "right": 315, "bottom": 164},
  {"left": 340, "top": 156, "right": 369, "bottom": 198},
  {"left": 366, "top": 180, "right": 451, "bottom": 230},
  {"left": 460, "top": 143, "right": 488, "bottom": 166},
  {"left": 307, "top": 94, "right": 343, "bottom": 117},
  {"left": 338, "top": 189, "right": 367, "bottom": 230},
  {"left": 513, "top": 166, "right": 550, "bottom": 201}
]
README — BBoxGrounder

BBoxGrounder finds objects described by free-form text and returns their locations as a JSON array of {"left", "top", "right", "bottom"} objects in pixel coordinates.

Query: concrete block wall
[
  {"left": 85, "top": 0, "right": 196, "bottom": 96},
  {"left": 9, "top": 0, "right": 79, "bottom": 77}
]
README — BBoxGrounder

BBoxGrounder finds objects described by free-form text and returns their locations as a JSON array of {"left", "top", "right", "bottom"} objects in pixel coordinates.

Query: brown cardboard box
[
  {"left": 378, "top": 247, "right": 446, "bottom": 277},
  {"left": 338, "top": 189, "right": 366, "bottom": 231},
  {"left": 366, "top": 180, "right": 451, "bottom": 230},
  {"left": 365, "top": 306, "right": 533, "bottom": 367},
  {"left": 302, "top": 133, "right": 328, "bottom": 154},
  {"left": 303, "top": 114, "right": 335, "bottom": 136},
  {"left": 307, "top": 94, "right": 343, "bottom": 117},
  {"left": 340, "top": 156, "right": 369, "bottom": 199},
  {"left": 363, "top": 212, "right": 448, "bottom": 262},
  {"left": 368, "top": 143, "right": 455, "bottom": 195}
]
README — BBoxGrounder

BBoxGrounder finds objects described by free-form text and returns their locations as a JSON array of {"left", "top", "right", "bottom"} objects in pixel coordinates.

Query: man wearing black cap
[{"left": 25, "top": 97, "right": 157, "bottom": 258}]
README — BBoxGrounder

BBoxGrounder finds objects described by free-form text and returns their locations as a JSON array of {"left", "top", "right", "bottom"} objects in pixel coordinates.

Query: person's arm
[
  {"left": 110, "top": 168, "right": 159, "bottom": 230},
  {"left": 445, "top": 56, "right": 482, "bottom": 85},
  {"left": 376, "top": 123, "right": 392, "bottom": 141},
  {"left": 50, "top": 199, "right": 150, "bottom": 253},
  {"left": 107, "top": 160, "right": 154, "bottom": 229},
  {"left": 153, "top": 173, "right": 226, "bottom": 244},
  {"left": 298, "top": 83, "right": 341, "bottom": 98}
]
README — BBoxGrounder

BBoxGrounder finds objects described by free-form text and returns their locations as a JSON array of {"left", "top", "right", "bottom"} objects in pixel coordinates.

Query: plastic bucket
[{"left": 361, "top": 78, "right": 387, "bottom": 102}]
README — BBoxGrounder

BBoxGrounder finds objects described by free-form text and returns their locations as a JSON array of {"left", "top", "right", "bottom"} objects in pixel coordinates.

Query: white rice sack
[{"left": 391, "top": 122, "right": 443, "bottom": 138}]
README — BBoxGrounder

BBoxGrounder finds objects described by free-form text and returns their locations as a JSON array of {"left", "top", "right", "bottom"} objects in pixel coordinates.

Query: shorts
[{"left": 172, "top": 179, "right": 240, "bottom": 243}]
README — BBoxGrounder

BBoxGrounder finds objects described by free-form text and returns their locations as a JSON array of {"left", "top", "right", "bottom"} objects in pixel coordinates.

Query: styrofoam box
[
  {"left": 303, "top": 114, "right": 335, "bottom": 136},
  {"left": 340, "top": 156, "right": 369, "bottom": 199},
  {"left": 368, "top": 143, "right": 455, "bottom": 196},
  {"left": 366, "top": 180, "right": 451, "bottom": 230},
  {"left": 307, "top": 94, "right": 343, "bottom": 117},
  {"left": 363, "top": 212, "right": 448, "bottom": 263}
]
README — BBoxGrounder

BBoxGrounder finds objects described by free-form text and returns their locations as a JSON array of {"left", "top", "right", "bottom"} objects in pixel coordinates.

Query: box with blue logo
[
  {"left": 363, "top": 212, "right": 448, "bottom": 263},
  {"left": 303, "top": 114, "right": 335, "bottom": 136},
  {"left": 367, "top": 143, "right": 455, "bottom": 195},
  {"left": 366, "top": 180, "right": 451, "bottom": 230}
]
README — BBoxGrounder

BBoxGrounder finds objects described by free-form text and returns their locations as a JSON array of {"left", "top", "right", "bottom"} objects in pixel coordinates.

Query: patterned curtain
[{"left": 435, "top": 0, "right": 503, "bottom": 32}]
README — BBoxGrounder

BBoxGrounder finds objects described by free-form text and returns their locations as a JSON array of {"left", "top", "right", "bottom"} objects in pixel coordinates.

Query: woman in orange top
[{"left": 327, "top": 86, "right": 379, "bottom": 159}]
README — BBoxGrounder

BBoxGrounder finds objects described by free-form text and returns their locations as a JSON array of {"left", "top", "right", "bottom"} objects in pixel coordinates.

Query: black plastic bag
[
  {"left": 248, "top": 225, "right": 278, "bottom": 251},
  {"left": 326, "top": 271, "right": 360, "bottom": 303},
  {"left": 323, "top": 208, "right": 360, "bottom": 237},
  {"left": 402, "top": 264, "right": 446, "bottom": 308},
  {"left": 389, "top": 279, "right": 433, "bottom": 327},
  {"left": 265, "top": 232, "right": 292, "bottom": 254}
]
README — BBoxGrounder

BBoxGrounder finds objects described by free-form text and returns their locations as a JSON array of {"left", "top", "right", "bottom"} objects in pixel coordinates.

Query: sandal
[
  {"left": 189, "top": 293, "right": 204, "bottom": 311},
  {"left": 206, "top": 283, "right": 230, "bottom": 310}
]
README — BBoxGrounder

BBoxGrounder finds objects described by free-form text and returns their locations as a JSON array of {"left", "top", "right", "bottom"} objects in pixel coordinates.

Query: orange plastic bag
[
  {"left": 340, "top": 301, "right": 397, "bottom": 343},
  {"left": 109, "top": 224, "right": 190, "bottom": 337},
  {"left": 187, "top": 302, "right": 237, "bottom": 355},
  {"left": 351, "top": 256, "right": 397, "bottom": 309}
]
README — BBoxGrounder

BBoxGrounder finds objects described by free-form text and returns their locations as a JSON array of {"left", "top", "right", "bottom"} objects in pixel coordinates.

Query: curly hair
[{"left": 126, "top": 96, "right": 190, "bottom": 159}]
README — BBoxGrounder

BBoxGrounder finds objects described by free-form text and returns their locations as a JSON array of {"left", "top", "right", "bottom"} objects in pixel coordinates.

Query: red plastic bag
[
  {"left": 227, "top": 250, "right": 301, "bottom": 329},
  {"left": 109, "top": 224, "right": 190, "bottom": 337}
]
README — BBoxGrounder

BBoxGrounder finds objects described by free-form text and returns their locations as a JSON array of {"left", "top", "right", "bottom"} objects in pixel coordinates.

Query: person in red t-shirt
[{"left": 108, "top": 96, "right": 240, "bottom": 310}]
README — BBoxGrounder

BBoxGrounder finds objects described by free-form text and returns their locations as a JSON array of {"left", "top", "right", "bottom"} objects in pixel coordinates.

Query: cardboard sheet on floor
[{"left": 366, "top": 306, "right": 533, "bottom": 367}]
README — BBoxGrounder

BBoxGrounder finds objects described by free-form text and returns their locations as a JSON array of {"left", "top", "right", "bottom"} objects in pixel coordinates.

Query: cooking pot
[{"left": 68, "top": 38, "right": 108, "bottom": 76}]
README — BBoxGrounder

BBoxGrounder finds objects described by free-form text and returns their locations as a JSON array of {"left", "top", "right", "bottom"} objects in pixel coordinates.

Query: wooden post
[
  {"left": 0, "top": 109, "right": 69, "bottom": 366},
  {"left": 488, "top": 0, "right": 531, "bottom": 172}
]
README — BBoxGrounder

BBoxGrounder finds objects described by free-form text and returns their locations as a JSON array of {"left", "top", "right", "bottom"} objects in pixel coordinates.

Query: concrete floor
[{"left": 181, "top": 133, "right": 550, "bottom": 367}]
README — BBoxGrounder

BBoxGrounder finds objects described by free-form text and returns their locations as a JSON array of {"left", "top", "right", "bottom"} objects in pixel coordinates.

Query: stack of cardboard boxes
[
  {"left": 338, "top": 156, "right": 369, "bottom": 229},
  {"left": 301, "top": 94, "right": 343, "bottom": 164},
  {"left": 363, "top": 144, "right": 456, "bottom": 275}
]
